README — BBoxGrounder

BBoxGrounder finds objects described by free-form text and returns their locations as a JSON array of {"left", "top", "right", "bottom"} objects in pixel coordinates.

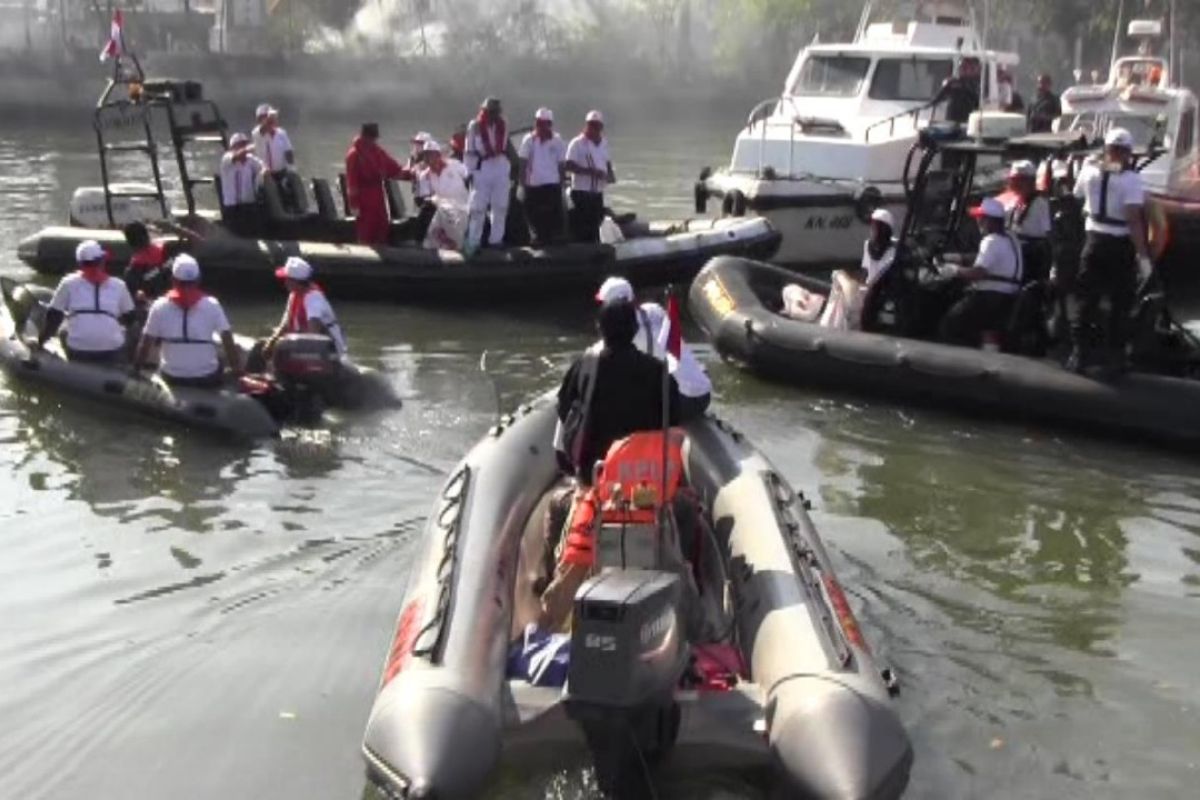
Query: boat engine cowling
[{"left": 271, "top": 333, "right": 340, "bottom": 385}]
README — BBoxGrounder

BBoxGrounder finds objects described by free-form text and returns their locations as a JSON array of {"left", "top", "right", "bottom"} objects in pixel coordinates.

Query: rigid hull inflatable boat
[
  {"left": 361, "top": 400, "right": 911, "bottom": 799},
  {"left": 689, "top": 256, "right": 1200, "bottom": 451},
  {"left": 0, "top": 279, "right": 399, "bottom": 438}
]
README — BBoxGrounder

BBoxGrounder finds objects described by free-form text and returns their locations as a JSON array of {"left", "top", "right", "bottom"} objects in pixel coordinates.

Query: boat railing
[
  {"left": 744, "top": 96, "right": 804, "bottom": 178},
  {"left": 863, "top": 97, "right": 943, "bottom": 143}
]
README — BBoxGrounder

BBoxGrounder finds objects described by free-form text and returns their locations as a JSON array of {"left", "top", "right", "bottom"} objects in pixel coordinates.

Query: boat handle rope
[{"left": 412, "top": 465, "right": 471, "bottom": 663}]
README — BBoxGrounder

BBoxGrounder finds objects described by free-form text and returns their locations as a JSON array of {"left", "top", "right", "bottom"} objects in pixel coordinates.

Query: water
[{"left": 1, "top": 113, "right": 1198, "bottom": 800}]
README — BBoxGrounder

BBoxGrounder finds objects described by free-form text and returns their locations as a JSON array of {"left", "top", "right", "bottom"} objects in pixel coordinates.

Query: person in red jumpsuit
[{"left": 345, "top": 123, "right": 406, "bottom": 245}]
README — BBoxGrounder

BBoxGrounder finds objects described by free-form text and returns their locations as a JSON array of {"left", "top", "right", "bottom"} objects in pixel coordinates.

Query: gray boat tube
[
  {"left": 690, "top": 255, "right": 1200, "bottom": 453},
  {"left": 362, "top": 400, "right": 912, "bottom": 799}
]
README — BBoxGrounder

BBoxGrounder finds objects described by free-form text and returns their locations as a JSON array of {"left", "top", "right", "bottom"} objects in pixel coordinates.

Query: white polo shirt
[
  {"left": 252, "top": 126, "right": 293, "bottom": 173},
  {"left": 282, "top": 290, "right": 347, "bottom": 356},
  {"left": 49, "top": 273, "right": 134, "bottom": 352},
  {"left": 566, "top": 135, "right": 610, "bottom": 193},
  {"left": 219, "top": 153, "right": 263, "bottom": 206},
  {"left": 518, "top": 133, "right": 566, "bottom": 187},
  {"left": 1074, "top": 162, "right": 1144, "bottom": 237},
  {"left": 972, "top": 233, "right": 1024, "bottom": 294},
  {"left": 417, "top": 160, "right": 470, "bottom": 205},
  {"left": 143, "top": 295, "right": 231, "bottom": 379},
  {"left": 1004, "top": 194, "right": 1052, "bottom": 239}
]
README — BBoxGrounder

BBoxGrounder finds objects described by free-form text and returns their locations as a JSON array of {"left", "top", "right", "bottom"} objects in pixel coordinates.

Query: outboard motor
[
  {"left": 270, "top": 333, "right": 340, "bottom": 423},
  {"left": 566, "top": 569, "right": 687, "bottom": 798}
]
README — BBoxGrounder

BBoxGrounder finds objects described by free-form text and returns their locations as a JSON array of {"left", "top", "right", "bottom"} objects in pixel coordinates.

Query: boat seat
[
  {"left": 337, "top": 173, "right": 352, "bottom": 216},
  {"left": 261, "top": 173, "right": 303, "bottom": 222},
  {"left": 311, "top": 178, "right": 342, "bottom": 222},
  {"left": 385, "top": 179, "right": 407, "bottom": 221},
  {"left": 1004, "top": 281, "right": 1050, "bottom": 356}
]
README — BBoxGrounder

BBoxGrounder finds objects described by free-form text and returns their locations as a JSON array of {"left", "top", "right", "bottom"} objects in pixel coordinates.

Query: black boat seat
[
  {"left": 337, "top": 173, "right": 352, "bottom": 216},
  {"left": 1005, "top": 280, "right": 1049, "bottom": 356},
  {"left": 311, "top": 178, "right": 342, "bottom": 222},
  {"left": 261, "top": 173, "right": 302, "bottom": 222},
  {"left": 385, "top": 179, "right": 407, "bottom": 221}
]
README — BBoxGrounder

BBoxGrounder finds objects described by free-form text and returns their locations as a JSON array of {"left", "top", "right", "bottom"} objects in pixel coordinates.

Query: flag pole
[{"left": 659, "top": 285, "right": 673, "bottom": 528}]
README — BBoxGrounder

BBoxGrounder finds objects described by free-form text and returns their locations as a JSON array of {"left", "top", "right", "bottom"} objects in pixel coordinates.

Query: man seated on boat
[
  {"left": 134, "top": 255, "right": 242, "bottom": 388},
  {"left": 539, "top": 297, "right": 682, "bottom": 628},
  {"left": 1001, "top": 161, "right": 1052, "bottom": 284},
  {"left": 415, "top": 141, "right": 471, "bottom": 250},
  {"left": 938, "top": 197, "right": 1024, "bottom": 348},
  {"left": 780, "top": 209, "right": 897, "bottom": 331},
  {"left": 36, "top": 239, "right": 136, "bottom": 364},
  {"left": 595, "top": 276, "right": 712, "bottom": 420},
  {"left": 218, "top": 133, "right": 264, "bottom": 238},
  {"left": 263, "top": 257, "right": 347, "bottom": 359},
  {"left": 121, "top": 220, "right": 203, "bottom": 305},
  {"left": 252, "top": 104, "right": 302, "bottom": 213}
]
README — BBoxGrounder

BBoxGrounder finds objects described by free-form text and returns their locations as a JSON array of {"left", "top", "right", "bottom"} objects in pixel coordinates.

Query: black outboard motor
[
  {"left": 270, "top": 333, "right": 340, "bottom": 423},
  {"left": 565, "top": 569, "right": 687, "bottom": 798}
]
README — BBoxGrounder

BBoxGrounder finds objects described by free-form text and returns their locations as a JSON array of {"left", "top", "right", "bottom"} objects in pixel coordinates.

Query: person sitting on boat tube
[
  {"left": 252, "top": 104, "right": 301, "bottom": 213},
  {"left": 594, "top": 276, "right": 712, "bottom": 420},
  {"left": 938, "top": 197, "right": 1024, "bottom": 349},
  {"left": 218, "top": 132, "right": 264, "bottom": 238},
  {"left": 36, "top": 239, "right": 136, "bottom": 364},
  {"left": 780, "top": 208, "right": 896, "bottom": 331},
  {"left": 121, "top": 220, "right": 204, "bottom": 305},
  {"left": 263, "top": 257, "right": 347, "bottom": 358},
  {"left": 1000, "top": 161, "right": 1052, "bottom": 284},
  {"left": 134, "top": 255, "right": 242, "bottom": 388}
]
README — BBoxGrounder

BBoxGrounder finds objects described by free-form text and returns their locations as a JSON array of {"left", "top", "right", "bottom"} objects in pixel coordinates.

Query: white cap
[
  {"left": 76, "top": 239, "right": 105, "bottom": 264},
  {"left": 412, "top": 131, "right": 432, "bottom": 143},
  {"left": 229, "top": 132, "right": 250, "bottom": 148},
  {"left": 422, "top": 140, "right": 442, "bottom": 154},
  {"left": 274, "top": 256, "right": 313, "bottom": 282},
  {"left": 971, "top": 197, "right": 1007, "bottom": 220},
  {"left": 595, "top": 276, "right": 634, "bottom": 304},
  {"left": 869, "top": 208, "right": 894, "bottom": 227},
  {"left": 1105, "top": 127, "right": 1134, "bottom": 149},
  {"left": 585, "top": 110, "right": 604, "bottom": 124},
  {"left": 255, "top": 103, "right": 277, "bottom": 118},
  {"left": 1009, "top": 160, "right": 1037, "bottom": 177},
  {"left": 535, "top": 107, "right": 554, "bottom": 122},
  {"left": 172, "top": 254, "right": 201, "bottom": 281}
]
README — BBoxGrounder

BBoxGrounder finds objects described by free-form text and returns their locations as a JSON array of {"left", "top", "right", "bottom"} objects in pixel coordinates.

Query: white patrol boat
[
  {"left": 695, "top": 0, "right": 1021, "bottom": 269},
  {"left": 1057, "top": 10, "right": 1200, "bottom": 260}
]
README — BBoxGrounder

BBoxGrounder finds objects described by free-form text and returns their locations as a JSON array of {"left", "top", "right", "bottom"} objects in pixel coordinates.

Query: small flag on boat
[
  {"left": 100, "top": 9, "right": 124, "bottom": 62},
  {"left": 661, "top": 292, "right": 683, "bottom": 360}
]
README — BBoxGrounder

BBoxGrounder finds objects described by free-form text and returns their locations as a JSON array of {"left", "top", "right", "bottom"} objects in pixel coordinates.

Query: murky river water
[{"left": 1, "top": 110, "right": 1197, "bottom": 800}]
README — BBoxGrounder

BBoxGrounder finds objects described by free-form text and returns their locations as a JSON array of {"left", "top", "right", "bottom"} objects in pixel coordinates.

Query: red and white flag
[
  {"left": 99, "top": 9, "right": 124, "bottom": 62},
  {"left": 659, "top": 292, "right": 683, "bottom": 361}
]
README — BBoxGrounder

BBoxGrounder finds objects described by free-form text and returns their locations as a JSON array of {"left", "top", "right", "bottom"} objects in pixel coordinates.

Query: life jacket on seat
[{"left": 560, "top": 429, "right": 687, "bottom": 568}]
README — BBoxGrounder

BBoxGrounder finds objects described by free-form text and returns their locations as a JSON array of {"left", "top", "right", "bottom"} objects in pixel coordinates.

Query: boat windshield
[
  {"left": 869, "top": 58, "right": 954, "bottom": 101},
  {"left": 1063, "top": 112, "right": 1169, "bottom": 148},
  {"left": 791, "top": 55, "right": 872, "bottom": 97}
]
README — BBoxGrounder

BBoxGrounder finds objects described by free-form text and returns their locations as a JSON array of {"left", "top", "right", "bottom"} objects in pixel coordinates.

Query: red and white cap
[
  {"left": 969, "top": 197, "right": 1007, "bottom": 220},
  {"left": 585, "top": 110, "right": 604, "bottom": 124},
  {"left": 535, "top": 107, "right": 554, "bottom": 122},
  {"left": 411, "top": 131, "right": 432, "bottom": 144},
  {"left": 255, "top": 103, "right": 277, "bottom": 118},
  {"left": 1009, "top": 160, "right": 1037, "bottom": 177},
  {"left": 869, "top": 208, "right": 895, "bottom": 227},
  {"left": 1105, "top": 127, "right": 1134, "bottom": 149},
  {"left": 275, "top": 256, "right": 313, "bottom": 282},
  {"left": 422, "top": 140, "right": 442, "bottom": 154},
  {"left": 75, "top": 239, "right": 106, "bottom": 264},
  {"left": 595, "top": 276, "right": 634, "bottom": 304},
  {"left": 229, "top": 132, "right": 251, "bottom": 149},
  {"left": 172, "top": 254, "right": 201, "bottom": 281}
]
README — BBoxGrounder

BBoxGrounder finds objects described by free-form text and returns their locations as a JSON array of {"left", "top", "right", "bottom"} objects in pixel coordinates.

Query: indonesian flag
[
  {"left": 660, "top": 292, "right": 683, "bottom": 360},
  {"left": 100, "top": 9, "right": 124, "bottom": 62}
]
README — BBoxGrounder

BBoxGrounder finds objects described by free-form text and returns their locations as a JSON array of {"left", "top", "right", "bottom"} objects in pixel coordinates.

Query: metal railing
[{"left": 863, "top": 97, "right": 943, "bottom": 143}]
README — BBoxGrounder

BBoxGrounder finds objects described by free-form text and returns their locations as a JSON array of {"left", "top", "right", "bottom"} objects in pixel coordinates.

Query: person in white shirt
[
  {"left": 939, "top": 197, "right": 1024, "bottom": 348},
  {"left": 414, "top": 140, "right": 471, "bottom": 250},
  {"left": 781, "top": 208, "right": 896, "bottom": 330},
  {"left": 1001, "top": 160, "right": 1052, "bottom": 283},
  {"left": 518, "top": 107, "right": 567, "bottom": 246},
  {"left": 134, "top": 255, "right": 242, "bottom": 388},
  {"left": 37, "top": 239, "right": 136, "bottom": 363},
  {"left": 252, "top": 104, "right": 300, "bottom": 212},
  {"left": 263, "top": 256, "right": 347, "bottom": 357},
  {"left": 594, "top": 276, "right": 712, "bottom": 420},
  {"left": 1067, "top": 127, "right": 1152, "bottom": 372},
  {"left": 565, "top": 110, "right": 616, "bottom": 243},
  {"left": 219, "top": 132, "right": 263, "bottom": 237},
  {"left": 464, "top": 97, "right": 511, "bottom": 252}
]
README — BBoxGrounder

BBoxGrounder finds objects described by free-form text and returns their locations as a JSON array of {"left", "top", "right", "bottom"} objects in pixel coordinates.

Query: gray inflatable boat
[
  {"left": 361, "top": 400, "right": 912, "bottom": 799},
  {"left": 0, "top": 278, "right": 399, "bottom": 439}
]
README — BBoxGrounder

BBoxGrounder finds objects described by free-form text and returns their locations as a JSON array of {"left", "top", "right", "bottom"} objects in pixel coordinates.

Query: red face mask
[
  {"left": 79, "top": 262, "right": 107, "bottom": 285},
  {"left": 167, "top": 281, "right": 205, "bottom": 309}
]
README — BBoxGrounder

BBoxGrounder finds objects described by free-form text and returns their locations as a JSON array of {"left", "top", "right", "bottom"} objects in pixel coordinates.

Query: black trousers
[
  {"left": 569, "top": 190, "right": 605, "bottom": 244},
  {"left": 1067, "top": 232, "right": 1137, "bottom": 355},
  {"left": 163, "top": 371, "right": 223, "bottom": 389},
  {"left": 939, "top": 290, "right": 1016, "bottom": 348},
  {"left": 66, "top": 347, "right": 123, "bottom": 364},
  {"left": 525, "top": 184, "right": 565, "bottom": 245}
]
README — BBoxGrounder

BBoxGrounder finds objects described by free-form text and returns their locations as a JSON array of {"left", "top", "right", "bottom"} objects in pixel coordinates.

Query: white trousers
[{"left": 468, "top": 157, "right": 510, "bottom": 247}]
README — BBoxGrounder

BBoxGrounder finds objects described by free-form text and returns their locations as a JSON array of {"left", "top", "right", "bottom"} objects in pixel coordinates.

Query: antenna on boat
[
  {"left": 1169, "top": 0, "right": 1178, "bottom": 87},
  {"left": 1108, "top": 0, "right": 1126, "bottom": 81},
  {"left": 854, "top": 0, "right": 874, "bottom": 41}
]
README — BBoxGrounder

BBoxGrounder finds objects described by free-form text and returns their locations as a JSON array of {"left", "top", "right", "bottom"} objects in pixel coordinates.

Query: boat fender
[
  {"left": 729, "top": 190, "right": 748, "bottom": 218},
  {"left": 853, "top": 186, "right": 883, "bottom": 224}
]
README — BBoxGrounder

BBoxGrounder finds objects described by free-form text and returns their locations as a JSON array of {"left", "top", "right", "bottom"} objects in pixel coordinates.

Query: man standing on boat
[
  {"left": 1027, "top": 74, "right": 1062, "bottom": 134},
  {"left": 345, "top": 123, "right": 406, "bottom": 246},
  {"left": 935, "top": 58, "right": 982, "bottom": 126},
  {"left": 565, "top": 110, "right": 616, "bottom": 243},
  {"left": 252, "top": 104, "right": 300, "bottom": 212},
  {"left": 219, "top": 133, "right": 264, "bottom": 238},
  {"left": 518, "top": 107, "right": 567, "bottom": 246},
  {"left": 464, "top": 97, "right": 512, "bottom": 252},
  {"left": 1067, "top": 128, "right": 1153, "bottom": 373}
]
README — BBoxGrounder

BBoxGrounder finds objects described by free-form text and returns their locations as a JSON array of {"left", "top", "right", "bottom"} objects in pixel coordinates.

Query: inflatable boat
[
  {"left": 689, "top": 256, "right": 1200, "bottom": 451},
  {"left": 0, "top": 279, "right": 399, "bottom": 439},
  {"left": 361, "top": 400, "right": 912, "bottom": 799},
  {"left": 17, "top": 217, "right": 780, "bottom": 302}
]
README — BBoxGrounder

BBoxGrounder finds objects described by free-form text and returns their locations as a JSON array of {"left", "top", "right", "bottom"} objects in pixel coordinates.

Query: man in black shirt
[
  {"left": 936, "top": 58, "right": 982, "bottom": 125},
  {"left": 1027, "top": 74, "right": 1062, "bottom": 134}
]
